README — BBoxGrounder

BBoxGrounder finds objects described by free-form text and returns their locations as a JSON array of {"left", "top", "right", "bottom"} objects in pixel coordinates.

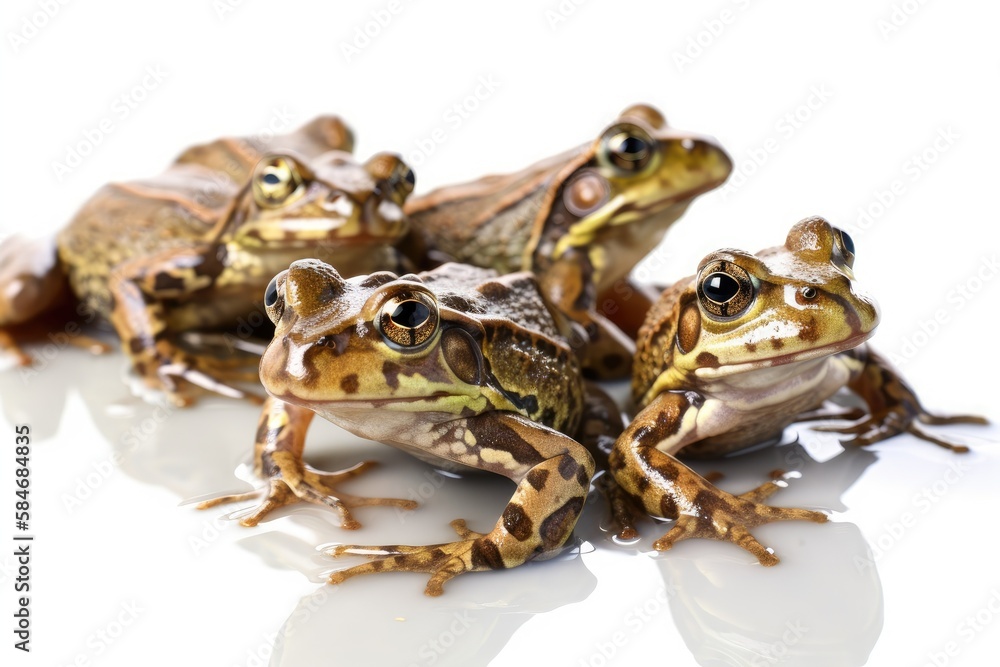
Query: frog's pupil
[
  {"left": 404, "top": 169, "right": 415, "bottom": 186},
  {"left": 263, "top": 173, "right": 281, "bottom": 185},
  {"left": 840, "top": 230, "right": 856, "bottom": 256},
  {"left": 617, "top": 135, "right": 647, "bottom": 159},
  {"left": 391, "top": 300, "right": 429, "bottom": 328},
  {"left": 703, "top": 273, "right": 739, "bottom": 303},
  {"left": 264, "top": 277, "right": 279, "bottom": 307}
]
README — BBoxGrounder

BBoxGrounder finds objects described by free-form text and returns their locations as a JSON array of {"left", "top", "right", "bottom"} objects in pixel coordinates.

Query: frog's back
[
  {"left": 57, "top": 164, "right": 236, "bottom": 316},
  {"left": 421, "top": 264, "right": 584, "bottom": 434}
]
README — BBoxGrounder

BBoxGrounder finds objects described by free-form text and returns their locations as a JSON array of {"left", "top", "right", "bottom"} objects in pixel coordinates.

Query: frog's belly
[{"left": 679, "top": 356, "right": 852, "bottom": 459}]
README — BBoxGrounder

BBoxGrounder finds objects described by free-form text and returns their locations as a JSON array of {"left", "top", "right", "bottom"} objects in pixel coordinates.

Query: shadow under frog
[{"left": 591, "top": 431, "right": 884, "bottom": 667}]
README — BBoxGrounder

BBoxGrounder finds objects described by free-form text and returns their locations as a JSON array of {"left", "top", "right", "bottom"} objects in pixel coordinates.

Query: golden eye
[
  {"left": 252, "top": 155, "right": 305, "bottom": 208},
  {"left": 600, "top": 122, "right": 654, "bottom": 173},
  {"left": 697, "top": 261, "right": 755, "bottom": 318},
  {"left": 378, "top": 291, "right": 439, "bottom": 349},
  {"left": 365, "top": 152, "right": 415, "bottom": 205}
]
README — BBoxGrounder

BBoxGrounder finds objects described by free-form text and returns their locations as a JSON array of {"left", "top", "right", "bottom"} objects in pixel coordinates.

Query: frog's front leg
[
  {"left": 107, "top": 246, "right": 261, "bottom": 405},
  {"left": 540, "top": 255, "right": 635, "bottom": 380},
  {"left": 608, "top": 391, "right": 827, "bottom": 565},
  {"left": 814, "top": 346, "right": 987, "bottom": 452},
  {"left": 327, "top": 412, "right": 594, "bottom": 596},
  {"left": 198, "top": 396, "right": 416, "bottom": 527}
]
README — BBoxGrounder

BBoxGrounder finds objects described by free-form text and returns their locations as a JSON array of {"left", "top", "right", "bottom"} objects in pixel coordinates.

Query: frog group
[{"left": 1, "top": 106, "right": 985, "bottom": 595}]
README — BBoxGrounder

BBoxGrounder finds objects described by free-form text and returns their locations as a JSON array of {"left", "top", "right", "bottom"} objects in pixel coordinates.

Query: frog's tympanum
[
  {"left": 607, "top": 216, "right": 986, "bottom": 563},
  {"left": 404, "top": 104, "right": 732, "bottom": 379},
  {"left": 0, "top": 117, "right": 415, "bottom": 405},
  {"left": 201, "top": 260, "right": 622, "bottom": 595}
]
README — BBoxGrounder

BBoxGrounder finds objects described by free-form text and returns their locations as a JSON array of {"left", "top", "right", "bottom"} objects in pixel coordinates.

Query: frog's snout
[{"left": 282, "top": 259, "right": 347, "bottom": 320}]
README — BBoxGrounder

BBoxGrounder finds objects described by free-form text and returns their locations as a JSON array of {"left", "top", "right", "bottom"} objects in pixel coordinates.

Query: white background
[{"left": 2, "top": 1, "right": 999, "bottom": 666}]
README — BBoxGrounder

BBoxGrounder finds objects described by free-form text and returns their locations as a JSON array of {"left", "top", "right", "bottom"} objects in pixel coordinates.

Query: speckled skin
[
  {"left": 404, "top": 104, "right": 733, "bottom": 380},
  {"left": 200, "top": 261, "right": 623, "bottom": 595},
  {"left": 608, "top": 216, "right": 986, "bottom": 564},
  {"left": 0, "top": 117, "right": 414, "bottom": 405}
]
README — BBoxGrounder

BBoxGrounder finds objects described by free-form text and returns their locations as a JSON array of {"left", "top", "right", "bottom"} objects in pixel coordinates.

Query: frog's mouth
[
  {"left": 694, "top": 329, "right": 877, "bottom": 380},
  {"left": 234, "top": 208, "right": 409, "bottom": 248}
]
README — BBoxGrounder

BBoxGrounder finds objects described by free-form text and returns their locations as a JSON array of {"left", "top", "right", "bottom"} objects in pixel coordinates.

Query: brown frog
[
  {"left": 0, "top": 117, "right": 415, "bottom": 406},
  {"left": 200, "top": 260, "right": 622, "bottom": 595},
  {"left": 404, "top": 104, "right": 733, "bottom": 379},
  {"left": 607, "top": 216, "right": 986, "bottom": 563}
]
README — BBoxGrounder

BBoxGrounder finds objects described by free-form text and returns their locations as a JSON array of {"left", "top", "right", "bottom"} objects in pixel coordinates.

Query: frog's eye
[
  {"left": 835, "top": 228, "right": 856, "bottom": 268},
  {"left": 378, "top": 291, "right": 439, "bottom": 349},
  {"left": 253, "top": 155, "right": 306, "bottom": 208},
  {"left": 365, "top": 153, "right": 415, "bottom": 204},
  {"left": 263, "top": 273, "right": 285, "bottom": 323},
  {"left": 697, "top": 261, "right": 755, "bottom": 319},
  {"left": 600, "top": 123, "right": 655, "bottom": 173}
]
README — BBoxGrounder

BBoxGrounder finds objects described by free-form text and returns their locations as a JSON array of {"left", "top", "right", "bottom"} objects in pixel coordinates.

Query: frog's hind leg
[{"left": 0, "top": 234, "right": 96, "bottom": 364}]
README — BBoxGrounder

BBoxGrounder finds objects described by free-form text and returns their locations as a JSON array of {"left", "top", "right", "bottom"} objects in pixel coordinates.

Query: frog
[
  {"left": 199, "top": 259, "right": 623, "bottom": 595},
  {"left": 0, "top": 117, "right": 415, "bottom": 406},
  {"left": 606, "top": 216, "right": 987, "bottom": 564},
  {"left": 403, "top": 103, "right": 733, "bottom": 380}
]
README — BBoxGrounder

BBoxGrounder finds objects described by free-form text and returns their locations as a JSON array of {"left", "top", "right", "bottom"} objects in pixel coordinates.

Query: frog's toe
[
  {"left": 651, "top": 483, "right": 827, "bottom": 566},
  {"left": 449, "top": 518, "right": 487, "bottom": 539},
  {"left": 327, "top": 537, "right": 487, "bottom": 596}
]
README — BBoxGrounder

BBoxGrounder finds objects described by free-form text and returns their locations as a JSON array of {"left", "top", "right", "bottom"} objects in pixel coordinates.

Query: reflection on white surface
[{"left": 1, "top": 346, "right": 997, "bottom": 667}]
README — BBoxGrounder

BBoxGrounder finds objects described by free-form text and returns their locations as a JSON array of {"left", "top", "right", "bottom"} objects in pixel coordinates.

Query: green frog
[
  {"left": 404, "top": 104, "right": 732, "bottom": 379},
  {"left": 607, "top": 216, "right": 986, "bottom": 563},
  {"left": 200, "top": 260, "right": 622, "bottom": 595},
  {"left": 0, "top": 117, "right": 415, "bottom": 406}
]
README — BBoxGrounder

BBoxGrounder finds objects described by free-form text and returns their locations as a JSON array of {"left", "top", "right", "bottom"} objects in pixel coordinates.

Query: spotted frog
[
  {"left": 404, "top": 104, "right": 732, "bottom": 379},
  {"left": 0, "top": 117, "right": 415, "bottom": 405},
  {"left": 607, "top": 216, "right": 986, "bottom": 563},
  {"left": 200, "top": 260, "right": 622, "bottom": 595}
]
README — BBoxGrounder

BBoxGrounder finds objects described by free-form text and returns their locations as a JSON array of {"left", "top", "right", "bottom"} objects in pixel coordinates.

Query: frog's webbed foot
[
  {"left": 138, "top": 342, "right": 266, "bottom": 407},
  {"left": 327, "top": 523, "right": 506, "bottom": 596},
  {"left": 198, "top": 460, "right": 417, "bottom": 528},
  {"left": 821, "top": 347, "right": 989, "bottom": 453},
  {"left": 651, "top": 478, "right": 828, "bottom": 565},
  {"left": 813, "top": 410, "right": 986, "bottom": 453}
]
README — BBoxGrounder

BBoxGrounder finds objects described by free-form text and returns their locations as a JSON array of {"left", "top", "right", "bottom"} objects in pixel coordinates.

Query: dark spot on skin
[
  {"left": 771, "top": 337, "right": 784, "bottom": 350},
  {"left": 470, "top": 539, "right": 505, "bottom": 570},
  {"left": 502, "top": 503, "right": 534, "bottom": 541},
  {"left": 468, "top": 417, "right": 544, "bottom": 466},
  {"left": 540, "top": 497, "right": 585, "bottom": 549},
  {"left": 695, "top": 352, "right": 719, "bottom": 368},
  {"left": 576, "top": 466, "right": 589, "bottom": 489},
  {"left": 340, "top": 373, "right": 359, "bottom": 394},
  {"left": 540, "top": 408, "right": 557, "bottom": 426},
  {"left": 153, "top": 273, "right": 186, "bottom": 293},
  {"left": 659, "top": 495, "right": 678, "bottom": 519},
  {"left": 636, "top": 476, "right": 650, "bottom": 493},
  {"left": 381, "top": 360, "right": 402, "bottom": 390},
  {"left": 558, "top": 456, "right": 580, "bottom": 481},
  {"left": 477, "top": 281, "right": 512, "bottom": 301},
  {"left": 796, "top": 318, "right": 820, "bottom": 342},
  {"left": 526, "top": 469, "right": 549, "bottom": 491},
  {"left": 128, "top": 338, "right": 145, "bottom": 355}
]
